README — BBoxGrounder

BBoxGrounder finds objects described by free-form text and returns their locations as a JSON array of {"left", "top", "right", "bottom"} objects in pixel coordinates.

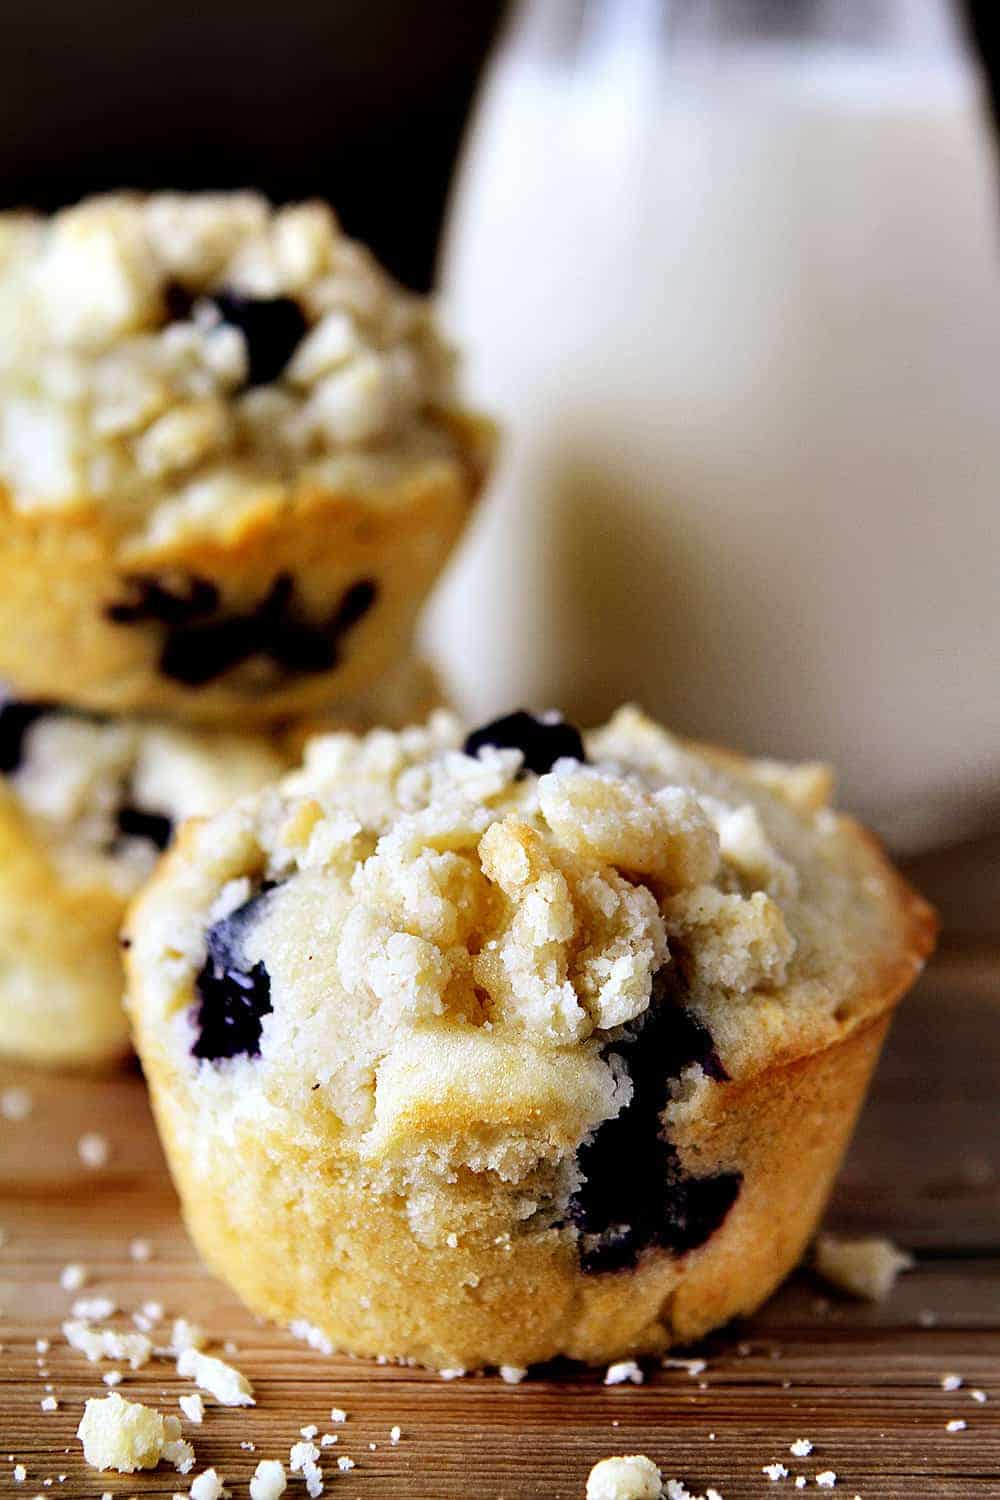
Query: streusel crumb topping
[{"left": 0, "top": 193, "right": 457, "bottom": 517}]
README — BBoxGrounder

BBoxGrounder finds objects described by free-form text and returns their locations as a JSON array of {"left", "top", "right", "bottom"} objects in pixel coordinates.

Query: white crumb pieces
[
  {"left": 814, "top": 1234, "right": 913, "bottom": 1301},
  {"left": 102, "top": 1371, "right": 123, "bottom": 1388},
  {"left": 662, "top": 1358, "right": 706, "bottom": 1377},
  {"left": 77, "top": 1133, "right": 110, "bottom": 1169},
  {"left": 63, "top": 1319, "right": 152, "bottom": 1370},
  {"left": 586, "top": 1455, "right": 662, "bottom": 1500},
  {"left": 1, "top": 1087, "right": 33, "bottom": 1121},
  {"left": 40, "top": 1397, "right": 58, "bottom": 1412},
  {"left": 604, "top": 1360, "right": 644, "bottom": 1386},
  {"left": 763, "top": 1464, "right": 789, "bottom": 1482},
  {"left": 971, "top": 1390, "right": 987, "bottom": 1404},
  {"left": 946, "top": 1419, "right": 967, "bottom": 1433},
  {"left": 289, "top": 1320, "right": 333, "bottom": 1356},
  {"left": 170, "top": 1318, "right": 207, "bottom": 1354},
  {"left": 77, "top": 1393, "right": 166, "bottom": 1473},
  {"left": 795, "top": 1481, "right": 807, "bottom": 1491},
  {"left": 72, "top": 1296, "right": 116, "bottom": 1321},
  {"left": 289, "top": 1443, "right": 320, "bottom": 1472},
  {"left": 319, "top": 1436, "right": 337, "bottom": 1448},
  {"left": 941, "top": 1373, "right": 963, "bottom": 1392},
  {"left": 329, "top": 1408, "right": 347, "bottom": 1424},
  {"left": 335, "top": 1457, "right": 355, "bottom": 1473},
  {"left": 13, "top": 1465, "right": 27, "bottom": 1483},
  {"left": 290, "top": 1445, "right": 323, "bottom": 1497},
  {"left": 249, "top": 1461, "right": 286, "bottom": 1500},
  {"left": 179, "top": 1394, "right": 204, "bottom": 1424},
  {"left": 163, "top": 1426, "right": 197, "bottom": 1476},
  {"left": 438, "top": 1367, "right": 466, "bottom": 1381},
  {"left": 176, "top": 1348, "right": 254, "bottom": 1407},
  {"left": 59, "top": 1264, "right": 88, "bottom": 1291},
  {"left": 299, "top": 1426, "right": 318, "bottom": 1440},
  {"left": 499, "top": 1365, "right": 527, "bottom": 1384},
  {"left": 129, "top": 1238, "right": 153, "bottom": 1262},
  {"left": 664, "top": 1480, "right": 723, "bottom": 1500},
  {"left": 790, "top": 1440, "right": 814, "bottom": 1458},
  {"left": 389, "top": 1426, "right": 401, "bottom": 1445},
  {"left": 189, "top": 1468, "right": 226, "bottom": 1500},
  {"left": 816, "top": 1473, "right": 837, "bottom": 1488}
]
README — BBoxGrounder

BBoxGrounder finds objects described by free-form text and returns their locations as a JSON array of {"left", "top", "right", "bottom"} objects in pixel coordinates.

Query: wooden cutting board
[{"left": 1, "top": 846, "right": 998, "bottom": 1499}]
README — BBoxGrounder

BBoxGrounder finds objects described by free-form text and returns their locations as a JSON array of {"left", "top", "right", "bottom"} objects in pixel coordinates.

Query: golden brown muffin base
[{"left": 0, "top": 413, "right": 490, "bottom": 726}]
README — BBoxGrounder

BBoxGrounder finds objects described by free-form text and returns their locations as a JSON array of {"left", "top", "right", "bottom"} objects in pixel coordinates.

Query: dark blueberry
[
  {"left": 463, "top": 710, "right": 587, "bottom": 776},
  {"left": 207, "top": 291, "right": 308, "bottom": 388},
  {"left": 191, "top": 883, "right": 277, "bottom": 1062},
  {"left": 156, "top": 573, "right": 377, "bottom": 687},
  {"left": 106, "top": 575, "right": 219, "bottom": 626},
  {"left": 0, "top": 695, "right": 51, "bottom": 774},
  {"left": 163, "top": 280, "right": 196, "bottom": 323},
  {"left": 567, "top": 970, "right": 740, "bottom": 1274},
  {"left": 115, "top": 805, "right": 173, "bottom": 852}
]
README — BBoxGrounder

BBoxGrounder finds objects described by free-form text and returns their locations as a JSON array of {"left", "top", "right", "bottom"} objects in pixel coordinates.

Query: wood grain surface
[{"left": 1, "top": 846, "right": 998, "bottom": 1498}]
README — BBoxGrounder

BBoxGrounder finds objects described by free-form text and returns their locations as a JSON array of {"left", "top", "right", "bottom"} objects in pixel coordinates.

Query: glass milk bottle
[{"left": 425, "top": 0, "right": 1000, "bottom": 848}]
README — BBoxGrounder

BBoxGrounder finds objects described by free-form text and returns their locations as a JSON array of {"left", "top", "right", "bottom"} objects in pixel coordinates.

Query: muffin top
[
  {"left": 0, "top": 193, "right": 459, "bottom": 520},
  {"left": 0, "top": 693, "right": 284, "bottom": 895},
  {"left": 126, "top": 707, "right": 933, "bottom": 1193}
]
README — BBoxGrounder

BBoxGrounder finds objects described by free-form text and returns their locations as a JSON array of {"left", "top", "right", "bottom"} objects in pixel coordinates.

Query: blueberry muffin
[
  {"left": 0, "top": 693, "right": 289, "bottom": 1067},
  {"left": 0, "top": 657, "right": 448, "bottom": 1069},
  {"left": 124, "top": 708, "right": 934, "bottom": 1369},
  {"left": 0, "top": 194, "right": 492, "bottom": 724}
]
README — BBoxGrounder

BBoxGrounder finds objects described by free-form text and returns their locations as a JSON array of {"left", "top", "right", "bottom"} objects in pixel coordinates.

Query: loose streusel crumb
[
  {"left": 941, "top": 1374, "right": 963, "bottom": 1392},
  {"left": 329, "top": 1408, "right": 347, "bottom": 1425},
  {"left": 586, "top": 1455, "right": 662, "bottom": 1500},
  {"left": 790, "top": 1440, "right": 814, "bottom": 1458},
  {"left": 946, "top": 1419, "right": 967, "bottom": 1433},
  {"left": 63, "top": 1320, "right": 152, "bottom": 1369},
  {"left": 176, "top": 1348, "right": 254, "bottom": 1406},
  {"left": 178, "top": 1394, "right": 204, "bottom": 1424},
  {"left": 188, "top": 1468, "right": 226, "bottom": 1500},
  {"left": 814, "top": 1234, "right": 913, "bottom": 1301},
  {"left": 77, "top": 1132, "right": 110, "bottom": 1169},
  {"left": 604, "top": 1360, "right": 644, "bottom": 1386},
  {"left": 72, "top": 1296, "right": 116, "bottom": 1320},
  {"left": 0, "top": 1087, "right": 32, "bottom": 1121},
  {"left": 249, "top": 1461, "right": 286, "bottom": 1500},
  {"left": 40, "top": 1398, "right": 58, "bottom": 1412},
  {"left": 763, "top": 1464, "right": 789, "bottom": 1482},
  {"left": 499, "top": 1365, "right": 527, "bottom": 1384},
  {"left": 816, "top": 1473, "right": 837, "bottom": 1488},
  {"left": 335, "top": 1457, "right": 355, "bottom": 1473},
  {"left": 102, "top": 1371, "right": 123, "bottom": 1388},
  {"left": 170, "top": 1318, "right": 207, "bottom": 1355},
  {"left": 77, "top": 1392, "right": 166, "bottom": 1473},
  {"left": 59, "top": 1264, "right": 88, "bottom": 1291}
]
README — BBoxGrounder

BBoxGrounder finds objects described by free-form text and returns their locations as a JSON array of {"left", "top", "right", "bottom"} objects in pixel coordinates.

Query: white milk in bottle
[{"left": 426, "top": 0, "right": 1000, "bottom": 847}]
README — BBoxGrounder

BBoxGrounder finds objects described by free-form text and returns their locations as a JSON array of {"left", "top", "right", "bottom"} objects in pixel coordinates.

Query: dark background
[{"left": 0, "top": 0, "right": 506, "bottom": 292}]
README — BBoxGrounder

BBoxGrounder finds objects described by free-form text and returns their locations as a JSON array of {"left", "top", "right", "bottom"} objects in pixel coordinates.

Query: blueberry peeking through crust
[
  {"left": 191, "top": 884, "right": 277, "bottom": 1061},
  {"left": 115, "top": 805, "right": 173, "bottom": 852},
  {"left": 207, "top": 291, "right": 309, "bottom": 388},
  {"left": 463, "top": 711, "right": 587, "bottom": 776},
  {"left": 105, "top": 572, "right": 378, "bottom": 687},
  {"left": 163, "top": 283, "right": 308, "bottom": 389},
  {"left": 0, "top": 695, "right": 50, "bottom": 774},
  {"left": 568, "top": 970, "right": 741, "bottom": 1274}
]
